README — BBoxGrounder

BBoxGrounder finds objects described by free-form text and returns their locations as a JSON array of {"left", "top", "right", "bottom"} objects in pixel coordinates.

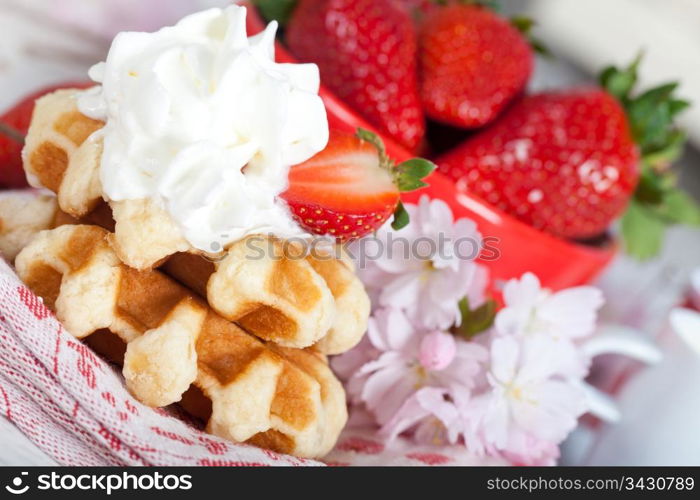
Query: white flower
[
  {"left": 496, "top": 272, "right": 604, "bottom": 340},
  {"left": 474, "top": 336, "right": 587, "bottom": 453},
  {"left": 354, "top": 196, "right": 488, "bottom": 330},
  {"left": 494, "top": 272, "right": 604, "bottom": 377}
]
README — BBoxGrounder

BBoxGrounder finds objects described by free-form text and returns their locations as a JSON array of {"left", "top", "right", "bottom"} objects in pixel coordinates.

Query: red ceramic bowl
[{"left": 251, "top": 4, "right": 617, "bottom": 291}]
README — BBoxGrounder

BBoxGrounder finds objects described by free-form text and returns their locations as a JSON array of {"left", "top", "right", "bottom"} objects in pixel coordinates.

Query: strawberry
[
  {"left": 436, "top": 56, "right": 697, "bottom": 257},
  {"left": 0, "top": 82, "right": 92, "bottom": 188},
  {"left": 281, "top": 129, "right": 435, "bottom": 241},
  {"left": 285, "top": 0, "right": 425, "bottom": 152},
  {"left": 419, "top": 4, "right": 533, "bottom": 128},
  {"left": 436, "top": 89, "right": 640, "bottom": 240}
]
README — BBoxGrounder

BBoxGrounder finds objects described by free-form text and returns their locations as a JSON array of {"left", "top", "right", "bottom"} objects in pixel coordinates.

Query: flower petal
[{"left": 489, "top": 336, "right": 519, "bottom": 385}]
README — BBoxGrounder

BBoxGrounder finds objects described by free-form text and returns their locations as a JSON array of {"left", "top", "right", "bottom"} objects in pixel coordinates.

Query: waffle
[
  {"left": 23, "top": 89, "right": 104, "bottom": 218},
  {"left": 15, "top": 224, "right": 347, "bottom": 458},
  {"left": 23, "top": 89, "right": 225, "bottom": 268},
  {"left": 164, "top": 237, "right": 369, "bottom": 354},
  {"left": 0, "top": 190, "right": 76, "bottom": 262},
  {"left": 22, "top": 93, "right": 371, "bottom": 353},
  {"left": 0, "top": 191, "right": 368, "bottom": 353}
]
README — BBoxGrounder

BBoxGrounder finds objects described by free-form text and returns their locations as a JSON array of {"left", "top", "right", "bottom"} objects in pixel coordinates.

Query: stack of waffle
[{"left": 0, "top": 88, "right": 372, "bottom": 458}]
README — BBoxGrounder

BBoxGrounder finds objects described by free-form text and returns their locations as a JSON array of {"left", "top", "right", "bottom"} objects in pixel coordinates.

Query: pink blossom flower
[
  {"left": 337, "top": 187, "right": 605, "bottom": 465},
  {"left": 418, "top": 331, "right": 457, "bottom": 370},
  {"left": 501, "top": 434, "right": 561, "bottom": 466},
  {"left": 496, "top": 272, "right": 604, "bottom": 340},
  {"left": 379, "top": 388, "right": 460, "bottom": 445},
  {"left": 494, "top": 272, "right": 604, "bottom": 378},
  {"left": 473, "top": 336, "right": 587, "bottom": 454},
  {"left": 354, "top": 196, "right": 488, "bottom": 330},
  {"left": 332, "top": 307, "right": 486, "bottom": 427}
]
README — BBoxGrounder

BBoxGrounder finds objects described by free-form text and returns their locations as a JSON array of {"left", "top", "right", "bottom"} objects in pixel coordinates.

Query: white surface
[
  {"left": 0, "top": 417, "right": 56, "bottom": 465},
  {"left": 528, "top": 0, "right": 700, "bottom": 146},
  {"left": 0, "top": 0, "right": 229, "bottom": 111},
  {"left": 585, "top": 308, "right": 700, "bottom": 465}
]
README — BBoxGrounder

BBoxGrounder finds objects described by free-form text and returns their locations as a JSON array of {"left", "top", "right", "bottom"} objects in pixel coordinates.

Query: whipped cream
[{"left": 78, "top": 5, "right": 328, "bottom": 251}]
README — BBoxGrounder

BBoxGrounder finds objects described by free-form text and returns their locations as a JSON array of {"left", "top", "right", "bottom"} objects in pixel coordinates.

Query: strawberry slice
[
  {"left": 282, "top": 129, "right": 435, "bottom": 241},
  {"left": 0, "top": 82, "right": 92, "bottom": 188}
]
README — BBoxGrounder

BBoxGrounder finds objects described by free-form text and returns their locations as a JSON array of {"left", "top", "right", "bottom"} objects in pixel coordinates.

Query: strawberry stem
[
  {"left": 356, "top": 127, "right": 390, "bottom": 167},
  {"left": 355, "top": 128, "right": 436, "bottom": 232}
]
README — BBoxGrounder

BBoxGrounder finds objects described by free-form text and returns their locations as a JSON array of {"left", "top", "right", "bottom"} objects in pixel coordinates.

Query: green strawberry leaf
[
  {"left": 628, "top": 82, "right": 681, "bottom": 155},
  {"left": 454, "top": 297, "right": 497, "bottom": 339},
  {"left": 395, "top": 176, "right": 429, "bottom": 192},
  {"left": 599, "top": 53, "right": 641, "bottom": 101},
  {"left": 634, "top": 167, "right": 667, "bottom": 205},
  {"left": 391, "top": 201, "right": 410, "bottom": 231},
  {"left": 602, "top": 54, "right": 695, "bottom": 260},
  {"left": 447, "top": 0, "right": 502, "bottom": 10},
  {"left": 529, "top": 38, "right": 552, "bottom": 58},
  {"left": 509, "top": 15, "right": 534, "bottom": 33},
  {"left": 356, "top": 128, "right": 434, "bottom": 193},
  {"left": 621, "top": 200, "right": 666, "bottom": 260},
  {"left": 253, "top": 0, "right": 298, "bottom": 26},
  {"left": 641, "top": 129, "right": 686, "bottom": 169},
  {"left": 397, "top": 158, "right": 435, "bottom": 180},
  {"left": 510, "top": 15, "right": 551, "bottom": 57},
  {"left": 354, "top": 128, "right": 433, "bottom": 231},
  {"left": 657, "top": 189, "right": 700, "bottom": 225},
  {"left": 394, "top": 158, "right": 436, "bottom": 192}
]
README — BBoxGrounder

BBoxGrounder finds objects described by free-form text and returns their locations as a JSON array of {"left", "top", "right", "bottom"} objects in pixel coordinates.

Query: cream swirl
[{"left": 78, "top": 5, "right": 328, "bottom": 251}]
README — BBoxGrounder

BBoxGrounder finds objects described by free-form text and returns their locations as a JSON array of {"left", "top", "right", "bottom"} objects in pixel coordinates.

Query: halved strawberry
[{"left": 281, "top": 129, "right": 435, "bottom": 241}]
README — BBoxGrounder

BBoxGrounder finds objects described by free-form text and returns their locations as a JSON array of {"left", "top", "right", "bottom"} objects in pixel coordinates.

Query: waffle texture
[
  {"left": 15, "top": 224, "right": 347, "bottom": 458},
  {"left": 22, "top": 90, "right": 370, "bottom": 354}
]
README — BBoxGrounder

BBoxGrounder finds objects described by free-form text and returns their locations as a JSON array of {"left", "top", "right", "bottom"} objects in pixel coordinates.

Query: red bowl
[{"left": 250, "top": 4, "right": 617, "bottom": 291}]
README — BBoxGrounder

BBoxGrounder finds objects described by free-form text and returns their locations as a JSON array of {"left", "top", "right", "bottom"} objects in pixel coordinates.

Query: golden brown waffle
[
  {"left": 15, "top": 224, "right": 347, "bottom": 458},
  {"left": 0, "top": 191, "right": 368, "bottom": 353},
  {"left": 22, "top": 93, "right": 371, "bottom": 353},
  {"left": 164, "top": 237, "right": 369, "bottom": 354},
  {"left": 24, "top": 89, "right": 104, "bottom": 218},
  {"left": 0, "top": 190, "right": 76, "bottom": 262},
  {"left": 24, "top": 90, "right": 226, "bottom": 269}
]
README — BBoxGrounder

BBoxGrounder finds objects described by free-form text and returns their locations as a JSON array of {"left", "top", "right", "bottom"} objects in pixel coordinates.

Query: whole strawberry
[
  {"left": 437, "top": 89, "right": 640, "bottom": 240},
  {"left": 0, "top": 82, "right": 91, "bottom": 188},
  {"left": 282, "top": 129, "right": 434, "bottom": 241},
  {"left": 437, "top": 56, "right": 698, "bottom": 256},
  {"left": 419, "top": 4, "right": 533, "bottom": 128},
  {"left": 286, "top": 0, "right": 425, "bottom": 152}
]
